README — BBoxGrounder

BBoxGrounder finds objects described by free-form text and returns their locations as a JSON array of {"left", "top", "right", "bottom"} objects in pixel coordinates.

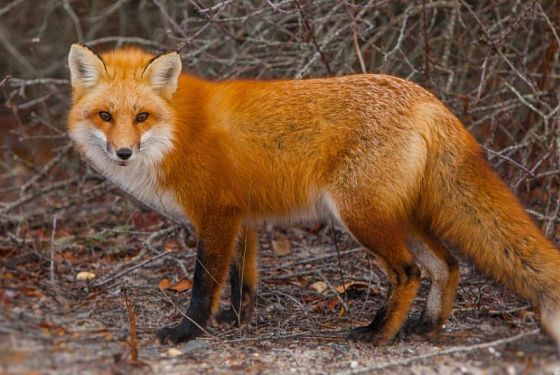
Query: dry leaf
[
  {"left": 326, "top": 298, "right": 339, "bottom": 310},
  {"left": 20, "top": 287, "right": 44, "bottom": 298},
  {"left": 131, "top": 211, "right": 161, "bottom": 230},
  {"left": 310, "top": 281, "right": 327, "bottom": 293},
  {"left": 288, "top": 277, "right": 307, "bottom": 288},
  {"left": 164, "top": 240, "right": 179, "bottom": 252},
  {"left": 159, "top": 278, "right": 171, "bottom": 289},
  {"left": 271, "top": 232, "right": 291, "bottom": 256},
  {"left": 334, "top": 280, "right": 372, "bottom": 294},
  {"left": 76, "top": 271, "right": 96, "bottom": 281},
  {"left": 169, "top": 279, "right": 192, "bottom": 292},
  {"left": 159, "top": 278, "right": 192, "bottom": 292},
  {"left": 63, "top": 251, "right": 78, "bottom": 261},
  {"left": 39, "top": 321, "right": 64, "bottom": 336}
]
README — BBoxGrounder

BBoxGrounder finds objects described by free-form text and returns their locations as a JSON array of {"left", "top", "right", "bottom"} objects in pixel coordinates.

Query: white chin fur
[{"left": 70, "top": 121, "right": 183, "bottom": 220}]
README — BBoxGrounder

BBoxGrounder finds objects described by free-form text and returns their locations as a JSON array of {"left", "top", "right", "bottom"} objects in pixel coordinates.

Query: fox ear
[
  {"left": 142, "top": 51, "right": 182, "bottom": 97},
  {"left": 68, "top": 44, "right": 106, "bottom": 89}
]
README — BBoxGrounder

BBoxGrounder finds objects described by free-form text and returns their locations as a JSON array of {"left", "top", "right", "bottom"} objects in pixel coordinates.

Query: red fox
[{"left": 67, "top": 44, "right": 560, "bottom": 349}]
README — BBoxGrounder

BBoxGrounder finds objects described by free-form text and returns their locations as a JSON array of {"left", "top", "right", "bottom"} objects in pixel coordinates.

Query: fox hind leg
[
  {"left": 342, "top": 214, "right": 422, "bottom": 345},
  {"left": 405, "top": 228, "right": 459, "bottom": 338}
]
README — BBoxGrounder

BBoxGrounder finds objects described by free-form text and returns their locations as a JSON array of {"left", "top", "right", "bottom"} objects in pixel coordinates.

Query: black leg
[
  {"left": 215, "top": 261, "right": 255, "bottom": 326},
  {"left": 157, "top": 240, "right": 214, "bottom": 344}
]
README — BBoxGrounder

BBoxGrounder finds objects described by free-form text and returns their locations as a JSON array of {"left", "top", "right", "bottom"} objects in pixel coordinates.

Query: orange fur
[{"left": 67, "top": 45, "right": 560, "bottom": 349}]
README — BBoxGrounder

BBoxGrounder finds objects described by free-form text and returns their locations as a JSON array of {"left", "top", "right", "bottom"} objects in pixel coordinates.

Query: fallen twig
[
  {"left": 49, "top": 214, "right": 57, "bottom": 284},
  {"left": 123, "top": 288, "right": 139, "bottom": 362}
]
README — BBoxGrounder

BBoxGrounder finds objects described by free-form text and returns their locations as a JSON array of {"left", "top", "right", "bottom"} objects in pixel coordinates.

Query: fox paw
[
  {"left": 214, "top": 309, "right": 240, "bottom": 326},
  {"left": 347, "top": 326, "right": 388, "bottom": 346},
  {"left": 214, "top": 307, "right": 253, "bottom": 327},
  {"left": 401, "top": 317, "right": 441, "bottom": 339},
  {"left": 157, "top": 322, "right": 201, "bottom": 345}
]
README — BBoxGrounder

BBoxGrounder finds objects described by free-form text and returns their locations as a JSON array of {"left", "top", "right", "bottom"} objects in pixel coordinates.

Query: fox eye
[
  {"left": 136, "top": 112, "right": 149, "bottom": 123},
  {"left": 99, "top": 111, "right": 112, "bottom": 122}
]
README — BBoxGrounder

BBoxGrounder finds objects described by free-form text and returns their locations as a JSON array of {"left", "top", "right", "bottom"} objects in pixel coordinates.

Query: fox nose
[{"left": 116, "top": 148, "right": 133, "bottom": 160}]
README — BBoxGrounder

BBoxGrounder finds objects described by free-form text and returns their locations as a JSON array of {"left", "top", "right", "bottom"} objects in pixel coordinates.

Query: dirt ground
[{"left": 2, "top": 203, "right": 560, "bottom": 375}]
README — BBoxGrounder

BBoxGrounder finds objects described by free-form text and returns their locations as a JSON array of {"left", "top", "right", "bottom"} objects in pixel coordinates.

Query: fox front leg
[
  {"left": 215, "top": 226, "right": 259, "bottom": 327},
  {"left": 157, "top": 214, "right": 240, "bottom": 344}
]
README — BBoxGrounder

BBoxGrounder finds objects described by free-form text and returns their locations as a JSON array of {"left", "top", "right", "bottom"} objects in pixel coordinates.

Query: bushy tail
[{"left": 417, "top": 109, "right": 560, "bottom": 349}]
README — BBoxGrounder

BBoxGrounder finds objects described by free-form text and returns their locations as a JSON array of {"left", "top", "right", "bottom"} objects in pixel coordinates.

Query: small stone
[
  {"left": 166, "top": 348, "right": 182, "bottom": 357},
  {"left": 76, "top": 271, "right": 96, "bottom": 281}
]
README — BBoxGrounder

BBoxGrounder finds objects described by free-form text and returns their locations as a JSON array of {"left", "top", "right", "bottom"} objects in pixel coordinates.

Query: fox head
[{"left": 67, "top": 44, "right": 181, "bottom": 167}]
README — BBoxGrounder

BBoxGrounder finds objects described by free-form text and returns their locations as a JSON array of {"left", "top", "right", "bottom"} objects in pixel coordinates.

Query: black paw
[
  {"left": 214, "top": 308, "right": 239, "bottom": 326},
  {"left": 157, "top": 321, "right": 201, "bottom": 345},
  {"left": 401, "top": 317, "right": 441, "bottom": 339},
  {"left": 215, "top": 304, "right": 254, "bottom": 327},
  {"left": 347, "top": 326, "right": 388, "bottom": 346}
]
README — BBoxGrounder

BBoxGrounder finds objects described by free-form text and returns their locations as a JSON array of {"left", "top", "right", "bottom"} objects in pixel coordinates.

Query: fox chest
[{"left": 94, "top": 160, "right": 185, "bottom": 221}]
